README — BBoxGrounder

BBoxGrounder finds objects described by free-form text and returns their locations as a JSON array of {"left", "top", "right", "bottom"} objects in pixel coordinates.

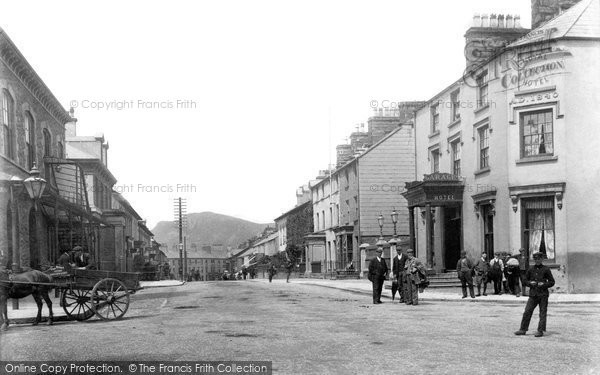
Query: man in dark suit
[
  {"left": 368, "top": 246, "right": 388, "bottom": 304},
  {"left": 514, "top": 252, "right": 555, "bottom": 337},
  {"left": 392, "top": 247, "right": 407, "bottom": 303}
]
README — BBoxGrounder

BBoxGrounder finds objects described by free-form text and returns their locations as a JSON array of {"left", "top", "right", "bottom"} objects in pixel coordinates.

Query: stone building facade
[{"left": 406, "top": 0, "right": 599, "bottom": 292}]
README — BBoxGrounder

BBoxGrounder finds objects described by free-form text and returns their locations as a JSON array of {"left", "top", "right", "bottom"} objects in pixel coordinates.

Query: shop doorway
[{"left": 443, "top": 206, "right": 462, "bottom": 270}]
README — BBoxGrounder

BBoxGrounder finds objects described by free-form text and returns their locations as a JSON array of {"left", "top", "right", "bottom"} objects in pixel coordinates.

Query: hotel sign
[
  {"left": 403, "top": 174, "right": 465, "bottom": 207},
  {"left": 423, "top": 173, "right": 462, "bottom": 182}
]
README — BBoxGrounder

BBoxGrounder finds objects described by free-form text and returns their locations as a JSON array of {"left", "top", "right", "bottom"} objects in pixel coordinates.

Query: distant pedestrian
[
  {"left": 518, "top": 248, "right": 529, "bottom": 296},
  {"left": 392, "top": 247, "right": 407, "bottom": 303},
  {"left": 268, "top": 264, "right": 277, "bottom": 282},
  {"left": 403, "top": 249, "right": 427, "bottom": 305},
  {"left": 514, "top": 252, "right": 555, "bottom": 337},
  {"left": 285, "top": 262, "right": 294, "bottom": 283},
  {"left": 368, "top": 247, "right": 388, "bottom": 304},
  {"left": 242, "top": 267, "right": 248, "bottom": 280},
  {"left": 488, "top": 252, "right": 504, "bottom": 295},
  {"left": 502, "top": 252, "right": 511, "bottom": 294},
  {"left": 506, "top": 253, "right": 521, "bottom": 297},
  {"left": 473, "top": 252, "right": 489, "bottom": 296},
  {"left": 456, "top": 251, "right": 475, "bottom": 299}
]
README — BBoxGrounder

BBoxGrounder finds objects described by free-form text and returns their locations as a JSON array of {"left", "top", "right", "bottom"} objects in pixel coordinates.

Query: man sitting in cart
[
  {"left": 57, "top": 248, "right": 75, "bottom": 270},
  {"left": 73, "top": 246, "right": 92, "bottom": 269}
]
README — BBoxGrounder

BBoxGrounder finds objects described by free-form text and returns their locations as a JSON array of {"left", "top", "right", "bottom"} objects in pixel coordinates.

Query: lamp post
[
  {"left": 388, "top": 208, "right": 399, "bottom": 277},
  {"left": 23, "top": 163, "right": 47, "bottom": 207}
]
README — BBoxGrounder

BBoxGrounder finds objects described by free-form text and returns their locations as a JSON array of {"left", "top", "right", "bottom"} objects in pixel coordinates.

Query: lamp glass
[
  {"left": 377, "top": 214, "right": 384, "bottom": 228},
  {"left": 23, "top": 176, "right": 47, "bottom": 200},
  {"left": 391, "top": 209, "right": 398, "bottom": 224}
]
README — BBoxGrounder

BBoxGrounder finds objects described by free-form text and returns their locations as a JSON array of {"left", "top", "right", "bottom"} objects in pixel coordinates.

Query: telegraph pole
[{"left": 174, "top": 197, "right": 187, "bottom": 282}]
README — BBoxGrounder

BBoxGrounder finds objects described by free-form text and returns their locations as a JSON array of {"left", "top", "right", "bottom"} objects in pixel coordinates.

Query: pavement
[
  {"left": 291, "top": 278, "right": 600, "bottom": 304},
  {"left": 3, "top": 277, "right": 598, "bottom": 324}
]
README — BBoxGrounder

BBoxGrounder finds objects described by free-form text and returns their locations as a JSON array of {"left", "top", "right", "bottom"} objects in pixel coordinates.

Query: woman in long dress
[{"left": 403, "top": 249, "right": 427, "bottom": 305}]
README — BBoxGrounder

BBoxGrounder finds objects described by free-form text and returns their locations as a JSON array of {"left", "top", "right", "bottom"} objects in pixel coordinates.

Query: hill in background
[{"left": 152, "top": 211, "right": 271, "bottom": 250}]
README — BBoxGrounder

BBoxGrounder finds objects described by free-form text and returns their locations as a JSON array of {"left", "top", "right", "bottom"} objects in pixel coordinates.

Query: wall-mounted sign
[
  {"left": 502, "top": 60, "right": 566, "bottom": 89},
  {"left": 423, "top": 173, "right": 462, "bottom": 182},
  {"left": 511, "top": 91, "right": 559, "bottom": 106}
]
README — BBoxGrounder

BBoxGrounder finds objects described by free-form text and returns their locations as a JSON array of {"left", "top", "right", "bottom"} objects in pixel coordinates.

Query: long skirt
[{"left": 403, "top": 273, "right": 419, "bottom": 305}]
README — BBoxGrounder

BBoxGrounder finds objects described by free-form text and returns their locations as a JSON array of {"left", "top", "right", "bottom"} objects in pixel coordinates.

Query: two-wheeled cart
[{"left": 55, "top": 269, "right": 141, "bottom": 321}]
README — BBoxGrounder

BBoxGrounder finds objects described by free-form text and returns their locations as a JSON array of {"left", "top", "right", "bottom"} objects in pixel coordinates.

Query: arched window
[
  {"left": 25, "top": 111, "right": 36, "bottom": 169},
  {"left": 1, "top": 90, "right": 15, "bottom": 160},
  {"left": 43, "top": 128, "right": 51, "bottom": 157}
]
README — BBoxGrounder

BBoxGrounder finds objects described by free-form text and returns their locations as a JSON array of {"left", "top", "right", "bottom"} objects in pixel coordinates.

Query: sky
[{"left": 0, "top": 0, "right": 531, "bottom": 228}]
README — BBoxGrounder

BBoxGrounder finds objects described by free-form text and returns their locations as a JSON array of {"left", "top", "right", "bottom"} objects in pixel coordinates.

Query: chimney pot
[
  {"left": 514, "top": 15, "right": 521, "bottom": 28},
  {"left": 490, "top": 14, "right": 498, "bottom": 27},
  {"left": 506, "top": 14, "right": 514, "bottom": 28},
  {"left": 498, "top": 14, "right": 505, "bottom": 28},
  {"left": 481, "top": 13, "right": 490, "bottom": 27},
  {"left": 473, "top": 13, "right": 481, "bottom": 27}
]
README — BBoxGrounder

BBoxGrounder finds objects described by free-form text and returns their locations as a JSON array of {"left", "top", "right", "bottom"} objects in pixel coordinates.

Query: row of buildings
[
  {"left": 0, "top": 27, "right": 163, "bottom": 273},
  {"left": 263, "top": 0, "right": 598, "bottom": 293}
]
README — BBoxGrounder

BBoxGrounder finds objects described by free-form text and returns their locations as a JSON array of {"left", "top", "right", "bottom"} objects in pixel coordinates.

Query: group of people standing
[
  {"left": 459, "top": 249, "right": 530, "bottom": 299},
  {"left": 368, "top": 246, "right": 428, "bottom": 305}
]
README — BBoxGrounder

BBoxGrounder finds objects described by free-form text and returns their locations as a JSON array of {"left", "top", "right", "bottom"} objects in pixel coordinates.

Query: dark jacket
[
  {"left": 524, "top": 264, "right": 555, "bottom": 297},
  {"left": 456, "top": 257, "right": 474, "bottom": 273},
  {"left": 393, "top": 254, "right": 407, "bottom": 279},
  {"left": 473, "top": 258, "right": 489, "bottom": 274},
  {"left": 57, "top": 252, "right": 73, "bottom": 269},
  {"left": 368, "top": 257, "right": 388, "bottom": 282}
]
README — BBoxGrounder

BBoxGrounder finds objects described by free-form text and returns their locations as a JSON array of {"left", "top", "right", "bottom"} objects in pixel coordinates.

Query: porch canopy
[{"left": 402, "top": 173, "right": 465, "bottom": 267}]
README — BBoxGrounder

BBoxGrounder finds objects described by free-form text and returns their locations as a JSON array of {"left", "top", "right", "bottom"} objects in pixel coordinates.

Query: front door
[{"left": 443, "top": 206, "right": 462, "bottom": 270}]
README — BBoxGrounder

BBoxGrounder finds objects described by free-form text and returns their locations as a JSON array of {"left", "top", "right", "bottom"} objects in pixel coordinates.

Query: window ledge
[
  {"left": 448, "top": 118, "right": 461, "bottom": 128},
  {"left": 474, "top": 104, "right": 490, "bottom": 115},
  {"left": 428, "top": 130, "right": 440, "bottom": 139},
  {"left": 474, "top": 167, "right": 491, "bottom": 176},
  {"left": 516, "top": 155, "right": 558, "bottom": 165}
]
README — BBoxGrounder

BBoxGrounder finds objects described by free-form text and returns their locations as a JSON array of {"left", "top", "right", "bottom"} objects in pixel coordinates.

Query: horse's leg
[
  {"left": 0, "top": 294, "right": 7, "bottom": 331},
  {"left": 32, "top": 293, "right": 43, "bottom": 325},
  {"left": 41, "top": 290, "right": 53, "bottom": 325}
]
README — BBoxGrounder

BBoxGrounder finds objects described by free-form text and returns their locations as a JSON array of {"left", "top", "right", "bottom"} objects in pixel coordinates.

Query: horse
[{"left": 0, "top": 269, "right": 55, "bottom": 331}]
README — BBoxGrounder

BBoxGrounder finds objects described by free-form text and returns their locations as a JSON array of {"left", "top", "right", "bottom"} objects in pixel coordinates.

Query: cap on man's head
[
  {"left": 73, "top": 246, "right": 83, "bottom": 251},
  {"left": 407, "top": 249, "right": 415, "bottom": 254},
  {"left": 533, "top": 252, "right": 544, "bottom": 259},
  {"left": 519, "top": 248, "right": 526, "bottom": 253},
  {"left": 460, "top": 250, "right": 467, "bottom": 256}
]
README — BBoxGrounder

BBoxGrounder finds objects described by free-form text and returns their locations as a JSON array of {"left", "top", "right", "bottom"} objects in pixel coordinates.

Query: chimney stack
[
  {"left": 65, "top": 107, "right": 78, "bottom": 137},
  {"left": 464, "top": 13, "right": 530, "bottom": 71},
  {"left": 531, "top": 0, "right": 581, "bottom": 29}
]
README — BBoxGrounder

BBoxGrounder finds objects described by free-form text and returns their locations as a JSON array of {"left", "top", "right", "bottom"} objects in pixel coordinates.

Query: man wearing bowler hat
[
  {"left": 514, "top": 252, "right": 555, "bottom": 337},
  {"left": 368, "top": 246, "right": 388, "bottom": 304}
]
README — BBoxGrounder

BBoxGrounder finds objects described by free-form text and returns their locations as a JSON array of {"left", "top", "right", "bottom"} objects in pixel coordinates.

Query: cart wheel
[
  {"left": 61, "top": 289, "right": 95, "bottom": 321},
  {"left": 91, "top": 278, "right": 130, "bottom": 320}
]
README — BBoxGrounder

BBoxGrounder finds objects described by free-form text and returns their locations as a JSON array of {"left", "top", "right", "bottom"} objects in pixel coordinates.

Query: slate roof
[{"left": 509, "top": 0, "right": 600, "bottom": 48}]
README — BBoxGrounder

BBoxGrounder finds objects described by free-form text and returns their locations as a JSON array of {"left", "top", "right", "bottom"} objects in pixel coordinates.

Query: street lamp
[
  {"left": 377, "top": 213, "right": 384, "bottom": 238},
  {"left": 388, "top": 208, "right": 399, "bottom": 277},
  {"left": 23, "top": 163, "right": 46, "bottom": 202}
]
